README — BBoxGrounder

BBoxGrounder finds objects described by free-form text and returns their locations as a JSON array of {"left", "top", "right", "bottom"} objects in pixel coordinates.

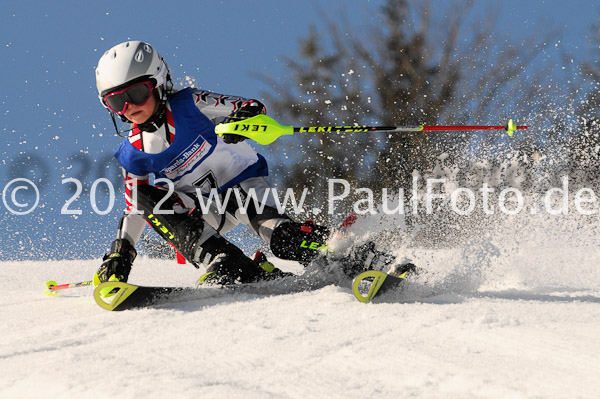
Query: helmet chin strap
[{"left": 136, "top": 101, "right": 166, "bottom": 133}]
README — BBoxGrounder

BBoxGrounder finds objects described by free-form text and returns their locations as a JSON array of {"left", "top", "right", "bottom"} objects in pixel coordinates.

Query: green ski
[
  {"left": 94, "top": 281, "right": 191, "bottom": 311},
  {"left": 352, "top": 270, "right": 409, "bottom": 303}
]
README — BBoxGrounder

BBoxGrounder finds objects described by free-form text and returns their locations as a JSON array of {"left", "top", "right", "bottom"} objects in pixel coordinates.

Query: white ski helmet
[{"left": 95, "top": 40, "right": 170, "bottom": 108}]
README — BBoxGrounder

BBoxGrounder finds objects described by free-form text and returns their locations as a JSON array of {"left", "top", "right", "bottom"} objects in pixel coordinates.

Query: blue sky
[{"left": 0, "top": 0, "right": 598, "bottom": 260}]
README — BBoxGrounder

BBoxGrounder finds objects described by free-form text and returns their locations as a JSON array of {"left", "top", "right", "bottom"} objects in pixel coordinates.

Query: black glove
[
  {"left": 222, "top": 100, "right": 267, "bottom": 144},
  {"left": 93, "top": 238, "right": 137, "bottom": 286}
]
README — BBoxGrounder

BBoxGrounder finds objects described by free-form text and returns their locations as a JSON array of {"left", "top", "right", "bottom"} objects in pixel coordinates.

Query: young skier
[{"left": 92, "top": 40, "right": 396, "bottom": 289}]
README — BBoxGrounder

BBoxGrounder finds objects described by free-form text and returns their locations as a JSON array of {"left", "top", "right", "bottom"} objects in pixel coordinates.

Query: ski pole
[
  {"left": 45, "top": 280, "right": 93, "bottom": 296},
  {"left": 215, "top": 115, "right": 528, "bottom": 145}
]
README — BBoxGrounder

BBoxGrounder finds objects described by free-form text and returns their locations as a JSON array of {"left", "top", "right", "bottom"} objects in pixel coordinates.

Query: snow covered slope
[{"left": 1, "top": 215, "right": 600, "bottom": 398}]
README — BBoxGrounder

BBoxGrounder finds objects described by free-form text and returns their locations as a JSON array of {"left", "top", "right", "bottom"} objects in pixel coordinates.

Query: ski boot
[
  {"left": 197, "top": 251, "right": 293, "bottom": 286},
  {"left": 337, "top": 241, "right": 396, "bottom": 277},
  {"left": 252, "top": 251, "right": 295, "bottom": 281},
  {"left": 333, "top": 241, "right": 419, "bottom": 280},
  {"left": 193, "top": 236, "right": 267, "bottom": 285},
  {"left": 387, "top": 259, "right": 418, "bottom": 279}
]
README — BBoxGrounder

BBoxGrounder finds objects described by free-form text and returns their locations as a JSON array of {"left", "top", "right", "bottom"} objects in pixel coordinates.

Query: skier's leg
[
  {"left": 221, "top": 177, "right": 404, "bottom": 277},
  {"left": 224, "top": 177, "right": 332, "bottom": 265},
  {"left": 214, "top": 177, "right": 291, "bottom": 242},
  {"left": 134, "top": 185, "right": 263, "bottom": 284}
]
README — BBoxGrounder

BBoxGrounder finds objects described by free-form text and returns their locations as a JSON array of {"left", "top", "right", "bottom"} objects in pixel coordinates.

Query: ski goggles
[{"left": 103, "top": 80, "right": 155, "bottom": 115}]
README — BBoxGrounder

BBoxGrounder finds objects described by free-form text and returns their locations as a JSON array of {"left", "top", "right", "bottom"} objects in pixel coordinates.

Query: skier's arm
[
  {"left": 189, "top": 89, "right": 266, "bottom": 125},
  {"left": 189, "top": 89, "right": 268, "bottom": 144}
]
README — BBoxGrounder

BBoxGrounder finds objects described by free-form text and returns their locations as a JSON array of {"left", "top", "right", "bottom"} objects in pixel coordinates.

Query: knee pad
[
  {"left": 270, "top": 221, "right": 331, "bottom": 265},
  {"left": 134, "top": 185, "right": 209, "bottom": 264}
]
